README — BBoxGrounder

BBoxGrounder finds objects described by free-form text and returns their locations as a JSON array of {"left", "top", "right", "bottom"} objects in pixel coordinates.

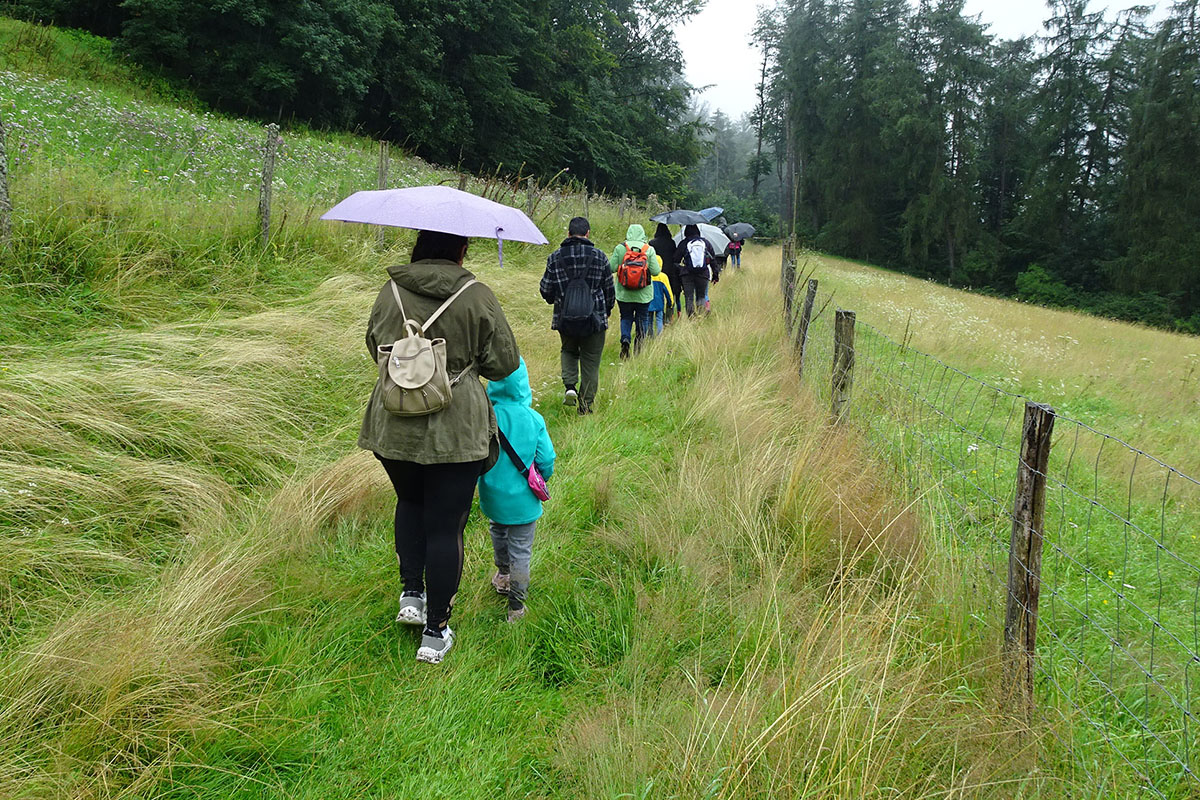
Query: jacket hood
[
  {"left": 625, "top": 224, "right": 648, "bottom": 245},
  {"left": 487, "top": 357, "right": 532, "bottom": 406},
  {"left": 654, "top": 223, "right": 672, "bottom": 240},
  {"left": 683, "top": 224, "right": 701, "bottom": 239},
  {"left": 387, "top": 259, "right": 475, "bottom": 299}
]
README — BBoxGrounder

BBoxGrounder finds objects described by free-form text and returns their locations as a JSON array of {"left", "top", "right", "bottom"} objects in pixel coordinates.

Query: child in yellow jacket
[{"left": 648, "top": 259, "right": 674, "bottom": 336}]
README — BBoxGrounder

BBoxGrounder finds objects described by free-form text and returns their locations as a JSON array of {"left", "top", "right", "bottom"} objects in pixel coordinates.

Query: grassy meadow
[
  {"left": 788, "top": 251, "right": 1200, "bottom": 796},
  {"left": 1, "top": 17, "right": 1195, "bottom": 799}
]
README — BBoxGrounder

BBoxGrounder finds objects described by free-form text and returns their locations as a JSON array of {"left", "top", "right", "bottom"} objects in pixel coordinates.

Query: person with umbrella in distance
[
  {"left": 674, "top": 223, "right": 717, "bottom": 316},
  {"left": 325, "top": 186, "right": 542, "bottom": 665},
  {"left": 539, "top": 216, "right": 615, "bottom": 415}
]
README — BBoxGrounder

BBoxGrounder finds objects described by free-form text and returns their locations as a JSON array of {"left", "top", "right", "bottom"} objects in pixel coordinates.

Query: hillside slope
[{"left": 2, "top": 24, "right": 1183, "bottom": 796}]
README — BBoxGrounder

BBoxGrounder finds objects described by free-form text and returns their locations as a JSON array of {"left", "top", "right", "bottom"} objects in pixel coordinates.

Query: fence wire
[{"left": 782, "top": 251, "right": 1200, "bottom": 798}]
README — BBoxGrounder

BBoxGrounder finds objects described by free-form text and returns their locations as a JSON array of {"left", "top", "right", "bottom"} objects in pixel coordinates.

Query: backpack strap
[
  {"left": 496, "top": 428, "right": 529, "bottom": 475},
  {"left": 389, "top": 278, "right": 480, "bottom": 379}
]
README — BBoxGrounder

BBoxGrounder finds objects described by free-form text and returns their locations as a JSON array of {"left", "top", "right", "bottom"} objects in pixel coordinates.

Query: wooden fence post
[
  {"left": 526, "top": 176, "right": 536, "bottom": 219},
  {"left": 795, "top": 279, "right": 818, "bottom": 376},
  {"left": 376, "top": 140, "right": 389, "bottom": 250},
  {"left": 0, "top": 107, "right": 11, "bottom": 249},
  {"left": 831, "top": 310, "right": 856, "bottom": 422},
  {"left": 458, "top": 174, "right": 468, "bottom": 192},
  {"left": 1003, "top": 401, "right": 1056, "bottom": 715},
  {"left": 783, "top": 254, "right": 797, "bottom": 329},
  {"left": 258, "top": 123, "right": 280, "bottom": 247}
]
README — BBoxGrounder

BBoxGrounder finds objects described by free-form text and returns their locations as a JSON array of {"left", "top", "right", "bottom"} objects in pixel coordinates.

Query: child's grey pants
[{"left": 490, "top": 520, "right": 537, "bottom": 605}]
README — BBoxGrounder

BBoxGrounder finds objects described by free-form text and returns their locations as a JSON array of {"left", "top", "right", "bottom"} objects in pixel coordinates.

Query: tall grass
[{"left": 0, "top": 27, "right": 1108, "bottom": 796}]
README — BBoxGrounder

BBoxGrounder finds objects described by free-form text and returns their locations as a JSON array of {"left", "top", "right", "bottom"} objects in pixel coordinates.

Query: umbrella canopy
[
  {"left": 321, "top": 186, "right": 548, "bottom": 245},
  {"left": 698, "top": 206, "right": 724, "bottom": 221},
  {"left": 650, "top": 209, "right": 710, "bottom": 226},
  {"left": 725, "top": 222, "right": 756, "bottom": 241},
  {"left": 673, "top": 223, "right": 731, "bottom": 255}
]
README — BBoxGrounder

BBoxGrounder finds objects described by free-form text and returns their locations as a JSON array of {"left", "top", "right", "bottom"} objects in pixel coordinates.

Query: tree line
[
  {"left": 758, "top": 0, "right": 1200, "bottom": 332},
  {"left": 4, "top": 0, "right": 706, "bottom": 199}
]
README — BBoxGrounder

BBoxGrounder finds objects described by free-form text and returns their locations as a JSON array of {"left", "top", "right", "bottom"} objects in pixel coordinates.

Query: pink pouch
[{"left": 527, "top": 464, "right": 550, "bottom": 502}]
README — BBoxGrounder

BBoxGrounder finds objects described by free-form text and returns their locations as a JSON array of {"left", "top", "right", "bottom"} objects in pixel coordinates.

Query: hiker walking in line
[
  {"left": 360, "top": 229, "right": 520, "bottom": 665},
  {"left": 478, "top": 357, "right": 555, "bottom": 623},
  {"left": 610, "top": 223, "right": 661, "bottom": 358},
  {"left": 727, "top": 238, "right": 743, "bottom": 268},
  {"left": 649, "top": 222, "right": 681, "bottom": 320},
  {"left": 539, "top": 216, "right": 615, "bottom": 415},
  {"left": 674, "top": 224, "right": 716, "bottom": 317},
  {"left": 649, "top": 264, "right": 674, "bottom": 336}
]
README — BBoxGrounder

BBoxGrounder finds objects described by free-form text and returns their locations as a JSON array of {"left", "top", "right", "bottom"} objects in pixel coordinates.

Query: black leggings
[{"left": 375, "top": 455, "right": 486, "bottom": 629}]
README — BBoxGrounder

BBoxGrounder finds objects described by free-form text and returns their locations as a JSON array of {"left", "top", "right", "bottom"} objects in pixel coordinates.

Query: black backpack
[{"left": 559, "top": 261, "right": 597, "bottom": 335}]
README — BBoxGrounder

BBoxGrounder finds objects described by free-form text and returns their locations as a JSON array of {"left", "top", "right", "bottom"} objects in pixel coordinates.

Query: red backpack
[{"left": 617, "top": 243, "right": 651, "bottom": 289}]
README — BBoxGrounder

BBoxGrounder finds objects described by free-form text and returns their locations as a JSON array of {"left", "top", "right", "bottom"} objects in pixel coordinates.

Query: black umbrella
[
  {"left": 725, "top": 222, "right": 756, "bottom": 240},
  {"left": 650, "top": 209, "right": 710, "bottom": 225}
]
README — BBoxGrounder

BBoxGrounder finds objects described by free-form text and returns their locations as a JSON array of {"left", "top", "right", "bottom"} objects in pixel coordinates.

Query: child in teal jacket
[{"left": 479, "top": 358, "right": 556, "bottom": 622}]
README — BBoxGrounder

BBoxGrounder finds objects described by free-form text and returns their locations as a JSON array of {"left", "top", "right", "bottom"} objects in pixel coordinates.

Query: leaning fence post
[
  {"left": 831, "top": 310, "right": 856, "bottom": 422},
  {"left": 1003, "top": 401, "right": 1056, "bottom": 714},
  {"left": 258, "top": 123, "right": 280, "bottom": 247},
  {"left": 795, "top": 279, "right": 818, "bottom": 376},
  {"left": 0, "top": 107, "right": 11, "bottom": 249},
  {"left": 376, "top": 140, "right": 389, "bottom": 250}
]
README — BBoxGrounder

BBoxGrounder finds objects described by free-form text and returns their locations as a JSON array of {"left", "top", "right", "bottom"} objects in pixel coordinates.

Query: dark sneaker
[
  {"left": 507, "top": 604, "right": 526, "bottom": 623},
  {"left": 395, "top": 592, "right": 426, "bottom": 626},
  {"left": 564, "top": 387, "right": 578, "bottom": 406},
  {"left": 577, "top": 401, "right": 590, "bottom": 416},
  {"left": 619, "top": 341, "right": 630, "bottom": 360},
  {"left": 491, "top": 570, "right": 510, "bottom": 595},
  {"left": 416, "top": 626, "right": 455, "bottom": 664}
]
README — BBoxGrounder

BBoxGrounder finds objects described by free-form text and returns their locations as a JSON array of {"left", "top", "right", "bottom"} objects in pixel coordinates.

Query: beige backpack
[{"left": 375, "top": 279, "right": 478, "bottom": 417}]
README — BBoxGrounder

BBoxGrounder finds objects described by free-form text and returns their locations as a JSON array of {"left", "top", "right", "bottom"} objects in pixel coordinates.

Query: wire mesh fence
[{"left": 781, "top": 247, "right": 1200, "bottom": 797}]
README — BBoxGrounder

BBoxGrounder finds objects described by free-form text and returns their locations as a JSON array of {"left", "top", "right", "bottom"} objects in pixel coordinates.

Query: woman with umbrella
[
  {"left": 326, "top": 187, "right": 538, "bottom": 664},
  {"left": 673, "top": 223, "right": 717, "bottom": 316}
]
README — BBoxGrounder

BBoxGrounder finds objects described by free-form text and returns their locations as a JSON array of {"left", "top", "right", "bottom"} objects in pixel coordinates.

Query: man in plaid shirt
[{"left": 539, "top": 217, "right": 615, "bottom": 415}]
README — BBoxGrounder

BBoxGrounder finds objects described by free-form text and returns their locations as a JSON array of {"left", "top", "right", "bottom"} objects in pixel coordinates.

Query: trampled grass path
[{"left": 1, "top": 243, "right": 1059, "bottom": 798}]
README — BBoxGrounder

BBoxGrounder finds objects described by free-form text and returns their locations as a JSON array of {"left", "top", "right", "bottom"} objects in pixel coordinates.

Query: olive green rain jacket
[{"left": 358, "top": 259, "right": 520, "bottom": 464}]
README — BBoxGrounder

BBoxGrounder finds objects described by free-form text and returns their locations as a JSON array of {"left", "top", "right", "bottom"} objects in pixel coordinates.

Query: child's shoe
[
  {"left": 491, "top": 570, "right": 510, "bottom": 595},
  {"left": 507, "top": 601, "right": 526, "bottom": 624},
  {"left": 395, "top": 591, "right": 426, "bottom": 626},
  {"left": 416, "top": 626, "right": 454, "bottom": 664}
]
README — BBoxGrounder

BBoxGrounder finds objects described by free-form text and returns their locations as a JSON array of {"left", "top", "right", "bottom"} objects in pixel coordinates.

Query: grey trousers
[
  {"left": 490, "top": 520, "right": 537, "bottom": 606},
  {"left": 559, "top": 329, "right": 606, "bottom": 405}
]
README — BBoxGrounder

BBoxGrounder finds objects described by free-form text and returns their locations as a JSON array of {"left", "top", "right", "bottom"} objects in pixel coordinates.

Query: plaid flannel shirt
[{"left": 539, "top": 237, "right": 615, "bottom": 333}]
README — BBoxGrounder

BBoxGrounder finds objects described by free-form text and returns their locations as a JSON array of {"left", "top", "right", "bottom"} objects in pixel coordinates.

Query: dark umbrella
[
  {"left": 650, "top": 209, "right": 710, "bottom": 225},
  {"left": 725, "top": 222, "right": 756, "bottom": 241}
]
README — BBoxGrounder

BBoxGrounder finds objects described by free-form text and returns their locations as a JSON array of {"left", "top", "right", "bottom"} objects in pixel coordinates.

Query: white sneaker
[
  {"left": 416, "top": 626, "right": 454, "bottom": 664},
  {"left": 396, "top": 592, "right": 426, "bottom": 626},
  {"left": 564, "top": 387, "right": 578, "bottom": 406}
]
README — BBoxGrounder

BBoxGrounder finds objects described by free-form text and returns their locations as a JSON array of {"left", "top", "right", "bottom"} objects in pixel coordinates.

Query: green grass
[
  {"left": 788, "top": 249, "right": 1200, "bottom": 796},
  {"left": 0, "top": 18, "right": 1180, "bottom": 797}
]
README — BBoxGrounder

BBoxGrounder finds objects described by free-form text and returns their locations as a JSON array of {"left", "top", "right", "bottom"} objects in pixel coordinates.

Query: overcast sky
[{"left": 675, "top": 0, "right": 1166, "bottom": 120}]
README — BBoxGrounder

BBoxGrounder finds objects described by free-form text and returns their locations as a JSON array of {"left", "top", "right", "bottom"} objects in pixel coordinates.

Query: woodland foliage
[
  {"left": 757, "top": 0, "right": 1200, "bottom": 331},
  {"left": 5, "top": 0, "right": 706, "bottom": 197}
]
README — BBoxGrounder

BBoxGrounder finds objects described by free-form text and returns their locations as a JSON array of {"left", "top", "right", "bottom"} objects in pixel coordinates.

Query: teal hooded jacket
[
  {"left": 609, "top": 224, "right": 661, "bottom": 304},
  {"left": 479, "top": 358, "right": 556, "bottom": 525}
]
